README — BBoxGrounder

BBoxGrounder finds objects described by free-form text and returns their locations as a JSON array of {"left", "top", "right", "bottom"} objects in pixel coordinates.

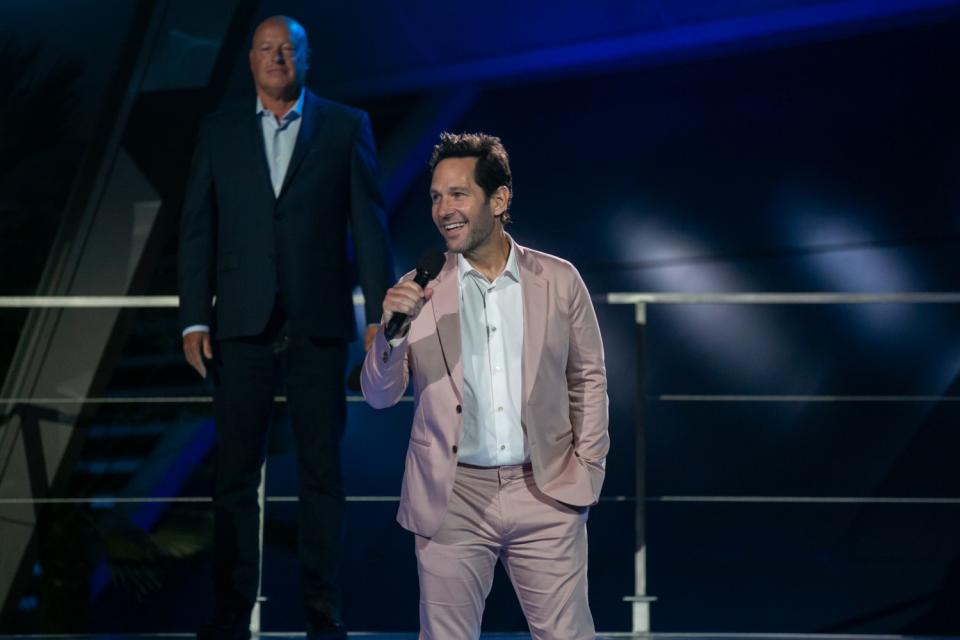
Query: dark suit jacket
[{"left": 178, "top": 89, "right": 393, "bottom": 341}]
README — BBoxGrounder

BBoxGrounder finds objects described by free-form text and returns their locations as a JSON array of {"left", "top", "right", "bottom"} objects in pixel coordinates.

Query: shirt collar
[
  {"left": 255, "top": 88, "right": 305, "bottom": 123},
  {"left": 458, "top": 235, "right": 520, "bottom": 285}
]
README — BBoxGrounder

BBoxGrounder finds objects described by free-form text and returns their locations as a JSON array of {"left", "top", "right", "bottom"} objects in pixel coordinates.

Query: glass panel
[
  {"left": 3, "top": 499, "right": 213, "bottom": 634},
  {"left": 648, "top": 401, "right": 960, "bottom": 497},
  {"left": 260, "top": 500, "right": 634, "bottom": 633},
  {"left": 647, "top": 304, "right": 960, "bottom": 396},
  {"left": 648, "top": 501, "right": 960, "bottom": 632}
]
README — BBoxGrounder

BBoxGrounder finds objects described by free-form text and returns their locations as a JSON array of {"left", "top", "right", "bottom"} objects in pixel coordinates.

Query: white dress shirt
[{"left": 456, "top": 241, "right": 527, "bottom": 467}]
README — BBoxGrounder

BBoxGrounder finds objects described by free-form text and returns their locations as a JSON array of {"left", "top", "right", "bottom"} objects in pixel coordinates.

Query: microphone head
[{"left": 416, "top": 249, "right": 445, "bottom": 281}]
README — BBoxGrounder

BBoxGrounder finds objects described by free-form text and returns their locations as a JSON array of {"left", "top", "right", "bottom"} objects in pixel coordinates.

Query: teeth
[{"left": 444, "top": 222, "right": 466, "bottom": 231}]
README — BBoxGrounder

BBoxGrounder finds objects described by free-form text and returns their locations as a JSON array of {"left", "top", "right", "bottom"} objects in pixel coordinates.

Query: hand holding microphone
[
  {"left": 347, "top": 250, "right": 444, "bottom": 392},
  {"left": 383, "top": 249, "right": 445, "bottom": 340}
]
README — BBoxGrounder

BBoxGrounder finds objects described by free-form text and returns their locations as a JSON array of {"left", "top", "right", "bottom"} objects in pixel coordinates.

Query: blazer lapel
[
  {"left": 248, "top": 112, "right": 275, "bottom": 201},
  {"left": 518, "top": 244, "right": 547, "bottom": 406},
  {"left": 279, "top": 90, "right": 324, "bottom": 197},
  {"left": 429, "top": 253, "right": 464, "bottom": 403}
]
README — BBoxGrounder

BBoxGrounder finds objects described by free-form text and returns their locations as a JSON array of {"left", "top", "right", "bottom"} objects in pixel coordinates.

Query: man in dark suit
[{"left": 178, "top": 15, "right": 393, "bottom": 640}]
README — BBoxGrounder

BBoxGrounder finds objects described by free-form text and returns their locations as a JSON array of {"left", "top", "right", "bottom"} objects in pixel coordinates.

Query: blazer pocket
[{"left": 409, "top": 434, "right": 431, "bottom": 447}]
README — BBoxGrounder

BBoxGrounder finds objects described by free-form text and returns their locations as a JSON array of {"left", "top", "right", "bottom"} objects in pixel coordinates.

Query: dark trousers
[{"left": 210, "top": 308, "right": 347, "bottom": 625}]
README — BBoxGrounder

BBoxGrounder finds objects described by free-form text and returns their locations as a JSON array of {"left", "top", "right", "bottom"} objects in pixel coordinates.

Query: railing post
[
  {"left": 624, "top": 302, "right": 656, "bottom": 632},
  {"left": 251, "top": 461, "right": 267, "bottom": 635}
]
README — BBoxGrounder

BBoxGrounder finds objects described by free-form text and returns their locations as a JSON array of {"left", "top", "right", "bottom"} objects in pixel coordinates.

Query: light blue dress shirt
[{"left": 257, "top": 89, "right": 305, "bottom": 197}]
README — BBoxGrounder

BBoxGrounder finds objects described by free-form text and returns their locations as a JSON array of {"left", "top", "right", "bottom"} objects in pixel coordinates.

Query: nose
[{"left": 273, "top": 48, "right": 285, "bottom": 64}]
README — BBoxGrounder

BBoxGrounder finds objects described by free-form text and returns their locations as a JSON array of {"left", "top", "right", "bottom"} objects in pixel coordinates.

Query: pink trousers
[{"left": 414, "top": 463, "right": 595, "bottom": 639}]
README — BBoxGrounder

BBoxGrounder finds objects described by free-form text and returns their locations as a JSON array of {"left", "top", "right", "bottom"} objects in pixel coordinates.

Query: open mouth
[{"left": 443, "top": 221, "right": 466, "bottom": 232}]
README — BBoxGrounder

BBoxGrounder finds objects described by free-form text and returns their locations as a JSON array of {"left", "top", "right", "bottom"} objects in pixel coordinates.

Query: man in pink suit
[{"left": 361, "top": 132, "right": 609, "bottom": 639}]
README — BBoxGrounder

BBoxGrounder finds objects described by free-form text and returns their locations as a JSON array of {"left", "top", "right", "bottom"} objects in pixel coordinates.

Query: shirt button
[
  {"left": 491, "top": 326, "right": 497, "bottom": 332},
  {"left": 494, "top": 366, "right": 501, "bottom": 372},
  {"left": 497, "top": 406, "right": 503, "bottom": 412},
  {"left": 456, "top": 404, "right": 462, "bottom": 414},
  {"left": 452, "top": 445, "right": 458, "bottom": 454},
  {"left": 499, "top": 444, "right": 506, "bottom": 451}
]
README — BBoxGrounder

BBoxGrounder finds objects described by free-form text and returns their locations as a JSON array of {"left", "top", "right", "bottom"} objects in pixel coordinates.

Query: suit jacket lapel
[
  {"left": 429, "top": 253, "right": 463, "bottom": 403},
  {"left": 248, "top": 112, "right": 275, "bottom": 201},
  {"left": 279, "top": 90, "right": 324, "bottom": 197},
  {"left": 518, "top": 244, "right": 547, "bottom": 407}
]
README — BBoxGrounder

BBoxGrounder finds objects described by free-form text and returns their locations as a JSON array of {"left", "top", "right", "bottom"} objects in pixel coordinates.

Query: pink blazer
[{"left": 361, "top": 242, "right": 609, "bottom": 537}]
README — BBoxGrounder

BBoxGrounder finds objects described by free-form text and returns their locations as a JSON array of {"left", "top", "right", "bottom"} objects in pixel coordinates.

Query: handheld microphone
[{"left": 384, "top": 249, "right": 445, "bottom": 340}]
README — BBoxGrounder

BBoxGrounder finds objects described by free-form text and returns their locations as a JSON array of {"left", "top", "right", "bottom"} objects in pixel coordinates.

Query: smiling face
[
  {"left": 248, "top": 17, "right": 307, "bottom": 101},
  {"left": 430, "top": 157, "right": 506, "bottom": 256}
]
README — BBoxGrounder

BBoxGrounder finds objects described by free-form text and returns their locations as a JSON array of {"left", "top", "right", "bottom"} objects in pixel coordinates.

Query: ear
[
  {"left": 293, "top": 40, "right": 310, "bottom": 73},
  {"left": 491, "top": 185, "right": 510, "bottom": 219}
]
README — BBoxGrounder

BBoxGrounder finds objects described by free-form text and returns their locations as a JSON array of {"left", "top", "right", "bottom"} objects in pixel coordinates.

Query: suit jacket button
[
  {"left": 452, "top": 445, "right": 458, "bottom": 454},
  {"left": 382, "top": 350, "right": 389, "bottom": 363},
  {"left": 455, "top": 404, "right": 462, "bottom": 414}
]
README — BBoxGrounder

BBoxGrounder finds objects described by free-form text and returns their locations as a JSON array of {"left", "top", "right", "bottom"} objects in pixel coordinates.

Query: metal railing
[
  {"left": 602, "top": 291, "right": 960, "bottom": 633},
  {"left": 2, "top": 292, "right": 959, "bottom": 635}
]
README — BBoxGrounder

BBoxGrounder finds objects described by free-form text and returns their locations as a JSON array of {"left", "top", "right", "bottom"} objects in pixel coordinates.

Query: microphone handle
[
  {"left": 384, "top": 310, "right": 409, "bottom": 340},
  {"left": 383, "top": 269, "right": 431, "bottom": 340}
]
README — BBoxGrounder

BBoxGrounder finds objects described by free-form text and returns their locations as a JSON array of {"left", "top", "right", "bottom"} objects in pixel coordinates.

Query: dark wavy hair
[{"left": 428, "top": 132, "right": 513, "bottom": 223}]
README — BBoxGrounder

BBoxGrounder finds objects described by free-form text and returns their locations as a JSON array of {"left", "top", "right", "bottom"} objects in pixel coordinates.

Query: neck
[
  {"left": 258, "top": 87, "right": 301, "bottom": 120},
  {"left": 464, "top": 228, "right": 510, "bottom": 282}
]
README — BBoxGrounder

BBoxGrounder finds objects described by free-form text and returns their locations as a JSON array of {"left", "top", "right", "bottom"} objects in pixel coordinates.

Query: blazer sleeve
[
  {"left": 178, "top": 122, "right": 216, "bottom": 332},
  {"left": 349, "top": 112, "right": 394, "bottom": 326},
  {"left": 360, "top": 326, "right": 411, "bottom": 409},
  {"left": 565, "top": 266, "right": 610, "bottom": 489}
]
